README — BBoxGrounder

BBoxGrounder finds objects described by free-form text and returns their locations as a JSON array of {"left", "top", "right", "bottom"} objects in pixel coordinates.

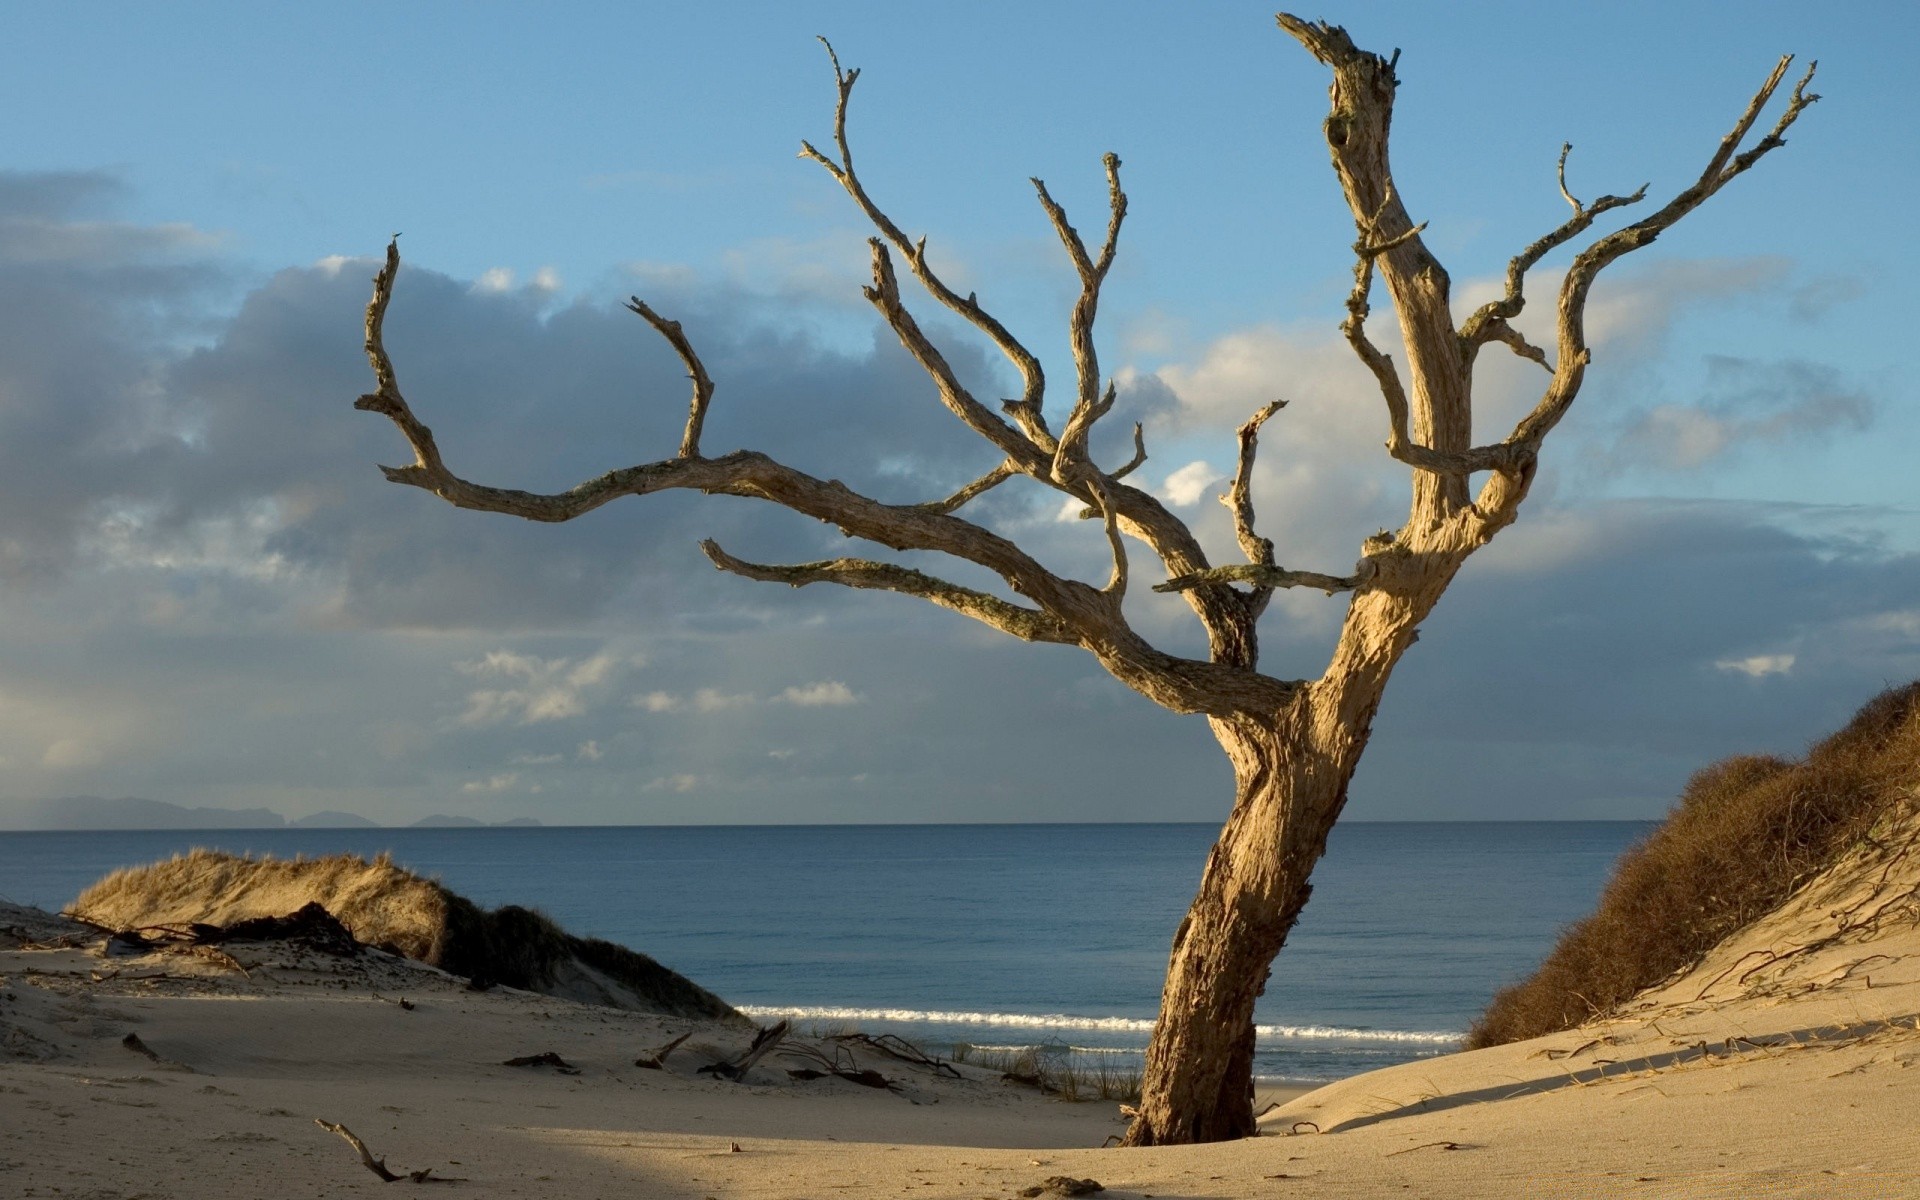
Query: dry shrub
[
  {"left": 1467, "top": 681, "right": 1920, "bottom": 1049},
  {"left": 71, "top": 848, "right": 738, "bottom": 1021}
]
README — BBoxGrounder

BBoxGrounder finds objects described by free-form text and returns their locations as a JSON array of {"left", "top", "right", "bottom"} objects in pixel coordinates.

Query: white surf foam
[{"left": 737, "top": 1004, "right": 1460, "bottom": 1045}]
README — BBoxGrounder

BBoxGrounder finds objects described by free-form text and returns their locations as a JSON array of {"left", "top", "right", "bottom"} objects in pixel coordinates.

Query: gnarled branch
[
  {"left": 800, "top": 39, "right": 1052, "bottom": 450},
  {"left": 1156, "top": 561, "right": 1375, "bottom": 597},
  {"left": 700, "top": 540, "right": 1076, "bottom": 645},
  {"left": 913, "top": 460, "right": 1019, "bottom": 516},
  {"left": 1223, "top": 400, "right": 1283, "bottom": 616},
  {"left": 1035, "top": 154, "right": 1128, "bottom": 487},
  {"left": 625, "top": 296, "right": 716, "bottom": 459}
]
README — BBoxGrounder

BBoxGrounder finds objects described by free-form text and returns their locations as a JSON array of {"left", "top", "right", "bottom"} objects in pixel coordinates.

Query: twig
[
  {"left": 314, "top": 1119, "right": 460, "bottom": 1184},
  {"left": 635, "top": 1030, "right": 693, "bottom": 1070},
  {"left": 699, "top": 1019, "right": 790, "bottom": 1081}
]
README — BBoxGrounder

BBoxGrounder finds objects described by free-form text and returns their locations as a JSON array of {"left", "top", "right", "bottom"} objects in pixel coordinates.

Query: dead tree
[{"left": 354, "top": 17, "right": 1816, "bottom": 1145}]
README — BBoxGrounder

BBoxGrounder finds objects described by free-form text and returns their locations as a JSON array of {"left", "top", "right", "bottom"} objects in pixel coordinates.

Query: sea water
[{"left": 0, "top": 821, "right": 1649, "bottom": 1082}]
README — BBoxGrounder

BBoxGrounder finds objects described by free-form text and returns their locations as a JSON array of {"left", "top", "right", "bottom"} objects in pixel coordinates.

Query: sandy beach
[{"left": 8, "top": 803, "right": 1920, "bottom": 1200}]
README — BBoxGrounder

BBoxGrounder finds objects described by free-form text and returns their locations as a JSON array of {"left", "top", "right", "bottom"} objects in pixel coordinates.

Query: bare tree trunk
[
  {"left": 1124, "top": 718, "right": 1324, "bottom": 1143},
  {"left": 1124, "top": 573, "right": 1431, "bottom": 1145}
]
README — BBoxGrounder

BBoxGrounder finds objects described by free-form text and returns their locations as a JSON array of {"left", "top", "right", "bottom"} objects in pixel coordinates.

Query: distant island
[{"left": 4, "top": 796, "right": 541, "bottom": 831}]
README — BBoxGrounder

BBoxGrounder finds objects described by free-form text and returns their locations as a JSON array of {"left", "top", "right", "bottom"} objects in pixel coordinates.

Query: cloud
[
  {"left": 1605, "top": 357, "right": 1872, "bottom": 472},
  {"left": 1159, "top": 461, "right": 1221, "bottom": 508},
  {"left": 576, "top": 740, "right": 603, "bottom": 761},
  {"left": 778, "top": 680, "right": 861, "bottom": 707},
  {"left": 455, "top": 651, "right": 616, "bottom": 726},
  {"left": 460, "top": 772, "right": 519, "bottom": 793},
  {"left": 641, "top": 773, "right": 701, "bottom": 793},
  {"left": 1715, "top": 654, "right": 1796, "bottom": 679}
]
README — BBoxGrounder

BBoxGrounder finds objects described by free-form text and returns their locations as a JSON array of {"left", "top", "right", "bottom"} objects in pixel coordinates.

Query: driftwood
[
  {"left": 634, "top": 1030, "right": 692, "bottom": 1070},
  {"left": 698, "top": 1019, "right": 789, "bottom": 1081},
  {"left": 780, "top": 1035, "right": 902, "bottom": 1093},
  {"left": 314, "top": 1119, "right": 459, "bottom": 1184},
  {"left": 828, "top": 1032, "right": 963, "bottom": 1078},
  {"left": 502, "top": 1051, "right": 579, "bottom": 1074}
]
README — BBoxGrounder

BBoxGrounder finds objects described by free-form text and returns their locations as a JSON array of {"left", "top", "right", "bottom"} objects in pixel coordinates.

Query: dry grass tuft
[
  {"left": 950, "top": 1042, "right": 1143, "bottom": 1103},
  {"left": 70, "top": 849, "right": 739, "bottom": 1022},
  {"left": 1468, "top": 681, "right": 1920, "bottom": 1049}
]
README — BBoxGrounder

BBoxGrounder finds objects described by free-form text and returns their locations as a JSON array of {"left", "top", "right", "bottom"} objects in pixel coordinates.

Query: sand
[{"left": 8, "top": 809, "right": 1920, "bottom": 1199}]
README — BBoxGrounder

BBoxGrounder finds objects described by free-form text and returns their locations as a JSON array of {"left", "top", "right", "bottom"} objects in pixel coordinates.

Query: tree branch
[
  {"left": 700, "top": 540, "right": 1078, "bottom": 645},
  {"left": 1457, "top": 143, "right": 1647, "bottom": 352},
  {"left": 861, "top": 240, "right": 1039, "bottom": 467},
  {"left": 912, "top": 460, "right": 1019, "bottom": 516},
  {"left": 624, "top": 296, "right": 716, "bottom": 458},
  {"left": 1497, "top": 55, "right": 1820, "bottom": 462},
  {"left": 800, "top": 38, "right": 1053, "bottom": 450},
  {"left": 1156, "top": 561, "right": 1374, "bottom": 596},
  {"left": 1034, "top": 155, "right": 1128, "bottom": 488},
  {"left": 1223, "top": 400, "right": 1283, "bottom": 615},
  {"left": 1110, "top": 422, "right": 1148, "bottom": 481}
]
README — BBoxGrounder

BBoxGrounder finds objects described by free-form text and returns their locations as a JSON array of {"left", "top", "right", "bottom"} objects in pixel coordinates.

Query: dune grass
[
  {"left": 950, "top": 1041, "right": 1143, "bottom": 1103},
  {"left": 1467, "top": 681, "right": 1920, "bottom": 1049}
]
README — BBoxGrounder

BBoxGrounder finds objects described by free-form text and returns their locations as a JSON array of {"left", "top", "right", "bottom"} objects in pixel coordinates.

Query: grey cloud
[{"left": 1605, "top": 356, "right": 1872, "bottom": 472}]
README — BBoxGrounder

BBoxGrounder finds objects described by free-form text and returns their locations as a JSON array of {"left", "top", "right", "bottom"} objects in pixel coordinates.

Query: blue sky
[{"left": 1, "top": 4, "right": 1917, "bottom": 826}]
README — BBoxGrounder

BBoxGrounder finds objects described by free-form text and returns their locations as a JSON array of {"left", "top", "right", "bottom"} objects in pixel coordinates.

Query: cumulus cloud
[
  {"left": 642, "top": 773, "right": 701, "bottom": 793},
  {"left": 1159, "top": 461, "right": 1221, "bottom": 508},
  {"left": 455, "top": 651, "right": 616, "bottom": 726},
  {"left": 633, "top": 680, "right": 863, "bottom": 712},
  {"left": 460, "top": 772, "right": 519, "bottom": 793},
  {"left": 0, "top": 170, "right": 1905, "bottom": 829},
  {"left": 1716, "top": 654, "right": 1797, "bottom": 679},
  {"left": 777, "top": 680, "right": 861, "bottom": 707}
]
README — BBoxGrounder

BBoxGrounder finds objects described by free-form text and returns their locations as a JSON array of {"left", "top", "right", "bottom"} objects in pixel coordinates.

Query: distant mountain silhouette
[
  {"left": 6, "top": 796, "right": 539, "bottom": 831},
  {"left": 22, "top": 796, "right": 288, "bottom": 830},
  {"left": 290, "top": 810, "right": 382, "bottom": 828}
]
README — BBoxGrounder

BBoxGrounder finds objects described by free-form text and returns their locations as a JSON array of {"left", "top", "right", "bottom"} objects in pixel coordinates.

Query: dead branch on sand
[
  {"left": 315, "top": 1118, "right": 462, "bottom": 1184},
  {"left": 699, "top": 1019, "right": 789, "bottom": 1081},
  {"left": 634, "top": 1030, "right": 692, "bottom": 1070}
]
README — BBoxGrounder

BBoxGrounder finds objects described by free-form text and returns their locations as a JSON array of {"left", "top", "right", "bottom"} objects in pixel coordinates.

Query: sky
[{"left": 2, "top": 2, "right": 1917, "bottom": 827}]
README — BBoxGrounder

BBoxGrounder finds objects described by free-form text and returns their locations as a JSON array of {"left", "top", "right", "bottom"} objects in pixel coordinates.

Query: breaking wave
[{"left": 736, "top": 1004, "right": 1460, "bottom": 1045}]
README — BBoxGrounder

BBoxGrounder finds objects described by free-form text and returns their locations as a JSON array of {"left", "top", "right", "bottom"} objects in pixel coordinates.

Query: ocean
[{"left": 0, "top": 821, "right": 1650, "bottom": 1082}]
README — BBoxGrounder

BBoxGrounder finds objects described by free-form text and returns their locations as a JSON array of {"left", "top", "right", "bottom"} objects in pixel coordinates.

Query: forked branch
[{"left": 800, "top": 38, "right": 1052, "bottom": 447}]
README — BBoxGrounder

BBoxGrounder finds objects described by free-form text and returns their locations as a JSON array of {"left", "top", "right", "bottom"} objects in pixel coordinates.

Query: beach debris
[
  {"left": 786, "top": 1066, "right": 894, "bottom": 1089},
  {"left": 827, "top": 1031, "right": 964, "bottom": 1078},
  {"left": 1385, "top": 1140, "right": 1471, "bottom": 1156},
  {"left": 502, "top": 1051, "right": 580, "bottom": 1074},
  {"left": 207, "top": 903, "right": 362, "bottom": 957},
  {"left": 634, "top": 1030, "right": 693, "bottom": 1069},
  {"left": 729, "top": 1141, "right": 743, "bottom": 1153},
  {"left": 314, "top": 1118, "right": 462, "bottom": 1184},
  {"left": 698, "top": 1018, "right": 789, "bottom": 1081},
  {"left": 1018, "top": 1177, "right": 1104, "bottom": 1197}
]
